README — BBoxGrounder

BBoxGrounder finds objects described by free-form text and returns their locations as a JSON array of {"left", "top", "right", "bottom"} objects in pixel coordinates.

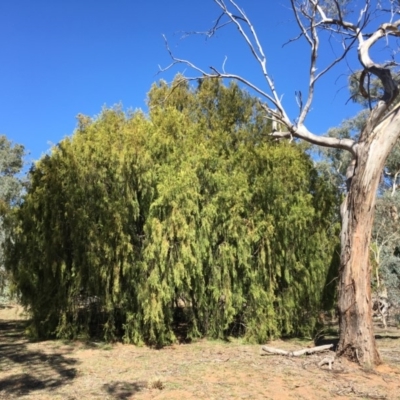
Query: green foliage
[
  {"left": 0, "top": 135, "right": 25, "bottom": 294},
  {"left": 0, "top": 135, "right": 25, "bottom": 205},
  {"left": 371, "top": 192, "right": 400, "bottom": 305},
  {"left": 6, "top": 77, "right": 339, "bottom": 344},
  {"left": 315, "top": 109, "right": 368, "bottom": 191}
]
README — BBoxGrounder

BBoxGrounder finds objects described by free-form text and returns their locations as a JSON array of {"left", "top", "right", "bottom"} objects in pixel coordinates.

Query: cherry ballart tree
[{"left": 161, "top": 0, "right": 400, "bottom": 366}]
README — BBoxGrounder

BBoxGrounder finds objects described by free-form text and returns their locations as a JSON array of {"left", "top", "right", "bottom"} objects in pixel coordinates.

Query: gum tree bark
[{"left": 162, "top": 0, "right": 400, "bottom": 366}]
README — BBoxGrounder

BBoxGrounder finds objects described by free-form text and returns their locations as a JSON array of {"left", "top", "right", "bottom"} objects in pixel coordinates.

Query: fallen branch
[{"left": 261, "top": 344, "right": 333, "bottom": 357}]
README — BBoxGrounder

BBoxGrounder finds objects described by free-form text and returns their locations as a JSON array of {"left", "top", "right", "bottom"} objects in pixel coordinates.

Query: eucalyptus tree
[
  {"left": 0, "top": 135, "right": 25, "bottom": 293},
  {"left": 370, "top": 137, "right": 400, "bottom": 313},
  {"left": 162, "top": 0, "right": 400, "bottom": 366},
  {"left": 372, "top": 191, "right": 400, "bottom": 294}
]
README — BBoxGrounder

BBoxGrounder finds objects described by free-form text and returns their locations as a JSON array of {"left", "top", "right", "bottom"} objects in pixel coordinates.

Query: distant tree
[
  {"left": 371, "top": 192, "right": 400, "bottom": 299},
  {"left": 371, "top": 137, "right": 400, "bottom": 311},
  {"left": 0, "top": 135, "right": 25, "bottom": 294},
  {"left": 161, "top": 0, "right": 400, "bottom": 366},
  {"left": 5, "top": 79, "right": 339, "bottom": 344}
]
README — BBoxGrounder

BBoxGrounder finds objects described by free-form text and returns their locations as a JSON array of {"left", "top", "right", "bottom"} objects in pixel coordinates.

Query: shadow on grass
[
  {"left": 375, "top": 334, "right": 400, "bottom": 340},
  {"left": 0, "top": 304, "right": 14, "bottom": 310},
  {"left": 103, "top": 380, "right": 148, "bottom": 399},
  {"left": 314, "top": 336, "right": 339, "bottom": 351},
  {"left": 314, "top": 328, "right": 400, "bottom": 352},
  {"left": 0, "top": 319, "right": 78, "bottom": 397}
]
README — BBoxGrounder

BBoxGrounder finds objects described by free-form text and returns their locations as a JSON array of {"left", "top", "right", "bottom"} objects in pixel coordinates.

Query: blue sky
[{"left": 1, "top": 0, "right": 366, "bottom": 164}]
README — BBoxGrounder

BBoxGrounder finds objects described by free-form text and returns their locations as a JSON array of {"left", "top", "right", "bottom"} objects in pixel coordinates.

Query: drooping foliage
[{"left": 5, "top": 77, "right": 340, "bottom": 344}]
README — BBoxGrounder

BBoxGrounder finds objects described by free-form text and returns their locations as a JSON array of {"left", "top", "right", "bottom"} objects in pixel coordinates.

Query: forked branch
[
  {"left": 160, "top": 1, "right": 400, "bottom": 155},
  {"left": 159, "top": 35, "right": 280, "bottom": 109}
]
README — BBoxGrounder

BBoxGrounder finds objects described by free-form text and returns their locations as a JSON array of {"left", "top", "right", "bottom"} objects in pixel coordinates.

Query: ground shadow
[
  {"left": 314, "top": 333, "right": 400, "bottom": 351},
  {"left": 375, "top": 334, "right": 400, "bottom": 340},
  {"left": 103, "top": 380, "right": 148, "bottom": 399},
  {"left": 0, "top": 319, "right": 78, "bottom": 397},
  {"left": 314, "top": 337, "right": 339, "bottom": 351},
  {"left": 0, "top": 305, "right": 14, "bottom": 310}
]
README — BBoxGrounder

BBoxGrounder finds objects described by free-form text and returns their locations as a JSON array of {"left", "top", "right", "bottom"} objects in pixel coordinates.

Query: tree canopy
[{"left": 6, "top": 78, "right": 340, "bottom": 344}]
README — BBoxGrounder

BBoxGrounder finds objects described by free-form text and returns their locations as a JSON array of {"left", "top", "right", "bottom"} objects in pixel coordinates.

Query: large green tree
[{"left": 6, "top": 78, "right": 339, "bottom": 344}]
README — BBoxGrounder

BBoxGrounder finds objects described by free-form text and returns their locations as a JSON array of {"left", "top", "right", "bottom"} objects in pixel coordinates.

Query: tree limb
[
  {"left": 271, "top": 124, "right": 356, "bottom": 155},
  {"left": 261, "top": 344, "right": 334, "bottom": 356},
  {"left": 160, "top": 1, "right": 400, "bottom": 155}
]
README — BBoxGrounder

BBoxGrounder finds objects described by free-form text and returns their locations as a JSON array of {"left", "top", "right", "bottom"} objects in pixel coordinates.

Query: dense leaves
[{"left": 5, "top": 78, "right": 339, "bottom": 344}]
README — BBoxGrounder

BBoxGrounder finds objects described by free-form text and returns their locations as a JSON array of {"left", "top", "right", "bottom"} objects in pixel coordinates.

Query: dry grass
[{"left": 0, "top": 304, "right": 400, "bottom": 399}]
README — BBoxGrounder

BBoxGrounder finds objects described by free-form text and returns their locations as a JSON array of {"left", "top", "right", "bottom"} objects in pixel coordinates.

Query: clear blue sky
[{"left": 1, "top": 0, "right": 364, "bottom": 164}]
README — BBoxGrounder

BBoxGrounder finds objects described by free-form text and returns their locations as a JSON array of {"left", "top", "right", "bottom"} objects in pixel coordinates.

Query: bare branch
[
  {"left": 297, "top": 1, "right": 320, "bottom": 124},
  {"left": 313, "top": 0, "right": 363, "bottom": 33},
  {"left": 222, "top": 56, "right": 228, "bottom": 73},
  {"left": 271, "top": 124, "right": 357, "bottom": 155},
  {"left": 212, "top": 0, "right": 289, "bottom": 121},
  {"left": 357, "top": 21, "right": 400, "bottom": 135},
  {"left": 261, "top": 344, "right": 334, "bottom": 357},
  {"left": 295, "top": 91, "right": 303, "bottom": 113},
  {"left": 159, "top": 35, "right": 282, "bottom": 111},
  {"left": 296, "top": 2, "right": 400, "bottom": 135},
  {"left": 291, "top": 0, "right": 313, "bottom": 46},
  {"left": 282, "top": 31, "right": 305, "bottom": 48},
  {"left": 180, "top": 13, "right": 232, "bottom": 39},
  {"left": 292, "top": 1, "right": 364, "bottom": 125},
  {"left": 313, "top": 35, "right": 359, "bottom": 82},
  {"left": 213, "top": 0, "right": 263, "bottom": 64},
  {"left": 359, "top": 21, "right": 400, "bottom": 70},
  {"left": 161, "top": 0, "right": 400, "bottom": 157}
]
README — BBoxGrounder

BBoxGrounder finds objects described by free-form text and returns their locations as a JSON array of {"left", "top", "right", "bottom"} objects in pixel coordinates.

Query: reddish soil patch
[{"left": 0, "top": 305, "right": 399, "bottom": 399}]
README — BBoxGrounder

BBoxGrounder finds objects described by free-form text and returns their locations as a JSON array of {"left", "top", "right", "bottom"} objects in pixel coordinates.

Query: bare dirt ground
[{"left": 0, "top": 305, "right": 399, "bottom": 400}]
